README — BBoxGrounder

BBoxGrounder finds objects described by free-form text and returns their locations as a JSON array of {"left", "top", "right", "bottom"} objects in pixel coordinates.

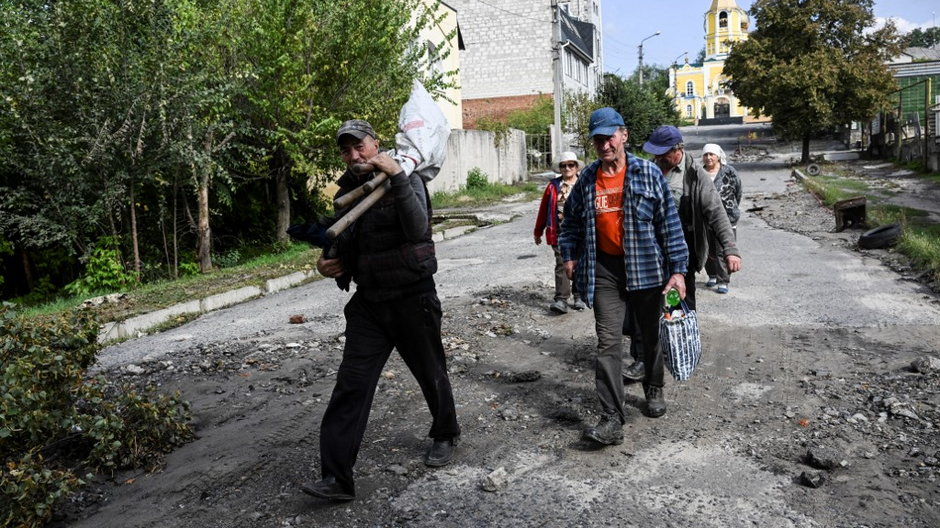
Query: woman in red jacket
[{"left": 534, "top": 151, "right": 585, "bottom": 313}]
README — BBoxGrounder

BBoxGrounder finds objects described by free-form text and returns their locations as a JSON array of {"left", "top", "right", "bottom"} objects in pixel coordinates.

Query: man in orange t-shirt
[{"left": 559, "top": 108, "right": 688, "bottom": 445}]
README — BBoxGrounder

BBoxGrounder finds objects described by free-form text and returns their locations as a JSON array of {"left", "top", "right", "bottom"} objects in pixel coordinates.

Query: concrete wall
[{"left": 428, "top": 128, "right": 527, "bottom": 194}]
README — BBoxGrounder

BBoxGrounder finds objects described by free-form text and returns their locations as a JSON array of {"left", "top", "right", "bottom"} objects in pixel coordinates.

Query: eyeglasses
[{"left": 559, "top": 162, "right": 578, "bottom": 169}]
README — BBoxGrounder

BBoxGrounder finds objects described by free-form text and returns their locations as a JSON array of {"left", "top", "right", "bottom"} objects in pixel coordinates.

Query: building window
[
  {"left": 685, "top": 82, "right": 694, "bottom": 97},
  {"left": 565, "top": 51, "right": 572, "bottom": 76},
  {"left": 719, "top": 12, "right": 728, "bottom": 28},
  {"left": 686, "top": 105, "right": 693, "bottom": 118},
  {"left": 426, "top": 40, "right": 441, "bottom": 75}
]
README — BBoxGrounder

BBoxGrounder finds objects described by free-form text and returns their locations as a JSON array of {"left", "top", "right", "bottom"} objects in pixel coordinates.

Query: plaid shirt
[{"left": 559, "top": 154, "right": 688, "bottom": 308}]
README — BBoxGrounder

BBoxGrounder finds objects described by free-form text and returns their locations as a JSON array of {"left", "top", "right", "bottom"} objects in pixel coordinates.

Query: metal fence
[{"left": 526, "top": 133, "right": 552, "bottom": 173}]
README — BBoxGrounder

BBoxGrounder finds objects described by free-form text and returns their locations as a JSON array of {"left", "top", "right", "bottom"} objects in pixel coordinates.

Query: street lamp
[
  {"left": 637, "top": 31, "right": 661, "bottom": 87},
  {"left": 671, "top": 51, "right": 688, "bottom": 112},
  {"left": 672, "top": 51, "right": 688, "bottom": 67}
]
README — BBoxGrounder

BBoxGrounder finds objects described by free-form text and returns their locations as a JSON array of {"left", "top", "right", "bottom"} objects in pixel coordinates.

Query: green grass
[
  {"left": 432, "top": 180, "right": 539, "bottom": 209},
  {"left": 898, "top": 228, "right": 940, "bottom": 282},
  {"left": 20, "top": 243, "right": 321, "bottom": 324},
  {"left": 801, "top": 176, "right": 861, "bottom": 206},
  {"left": 801, "top": 170, "right": 940, "bottom": 283},
  {"left": 18, "top": 175, "right": 550, "bottom": 328}
]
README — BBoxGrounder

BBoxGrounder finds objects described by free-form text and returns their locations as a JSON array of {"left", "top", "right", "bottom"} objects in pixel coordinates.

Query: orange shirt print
[{"left": 595, "top": 165, "right": 625, "bottom": 255}]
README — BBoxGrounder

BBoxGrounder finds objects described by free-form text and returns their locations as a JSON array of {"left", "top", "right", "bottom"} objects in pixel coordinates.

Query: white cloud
[{"left": 874, "top": 16, "right": 934, "bottom": 34}]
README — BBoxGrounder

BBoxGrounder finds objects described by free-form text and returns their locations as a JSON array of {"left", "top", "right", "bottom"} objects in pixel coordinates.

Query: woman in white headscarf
[{"left": 700, "top": 143, "right": 742, "bottom": 294}]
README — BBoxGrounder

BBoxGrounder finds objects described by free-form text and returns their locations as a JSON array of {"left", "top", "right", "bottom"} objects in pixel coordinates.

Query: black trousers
[{"left": 319, "top": 289, "right": 460, "bottom": 494}]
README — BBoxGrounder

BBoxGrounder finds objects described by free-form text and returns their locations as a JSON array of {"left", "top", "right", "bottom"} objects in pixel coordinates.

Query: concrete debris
[
  {"left": 911, "top": 356, "right": 940, "bottom": 373},
  {"left": 799, "top": 471, "right": 826, "bottom": 488},
  {"left": 806, "top": 447, "right": 849, "bottom": 470},
  {"left": 481, "top": 467, "right": 508, "bottom": 492}
]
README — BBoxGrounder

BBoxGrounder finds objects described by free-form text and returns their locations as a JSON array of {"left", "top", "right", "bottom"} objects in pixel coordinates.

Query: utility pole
[
  {"left": 551, "top": 0, "right": 566, "bottom": 158},
  {"left": 637, "top": 31, "right": 660, "bottom": 87}
]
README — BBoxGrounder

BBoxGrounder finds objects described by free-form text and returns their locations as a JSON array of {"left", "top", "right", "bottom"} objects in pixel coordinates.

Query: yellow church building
[{"left": 669, "top": 0, "right": 757, "bottom": 125}]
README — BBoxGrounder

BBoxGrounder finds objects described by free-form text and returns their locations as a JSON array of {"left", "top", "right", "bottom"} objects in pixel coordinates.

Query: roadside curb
[
  {"left": 97, "top": 203, "right": 534, "bottom": 345},
  {"left": 97, "top": 270, "right": 318, "bottom": 343}
]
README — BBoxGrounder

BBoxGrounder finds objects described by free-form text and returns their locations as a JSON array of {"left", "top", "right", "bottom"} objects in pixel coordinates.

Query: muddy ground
[{"left": 54, "top": 134, "right": 940, "bottom": 528}]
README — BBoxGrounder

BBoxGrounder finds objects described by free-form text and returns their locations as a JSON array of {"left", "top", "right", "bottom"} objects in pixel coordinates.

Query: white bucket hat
[{"left": 553, "top": 151, "right": 585, "bottom": 173}]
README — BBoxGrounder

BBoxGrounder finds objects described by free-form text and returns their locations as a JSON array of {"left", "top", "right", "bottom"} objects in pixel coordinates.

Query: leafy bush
[
  {"left": 212, "top": 248, "right": 242, "bottom": 269},
  {"left": 64, "top": 237, "right": 138, "bottom": 296},
  {"left": 466, "top": 167, "right": 489, "bottom": 190},
  {"left": 0, "top": 238, "right": 12, "bottom": 291},
  {"left": 1, "top": 452, "right": 83, "bottom": 528},
  {"left": 474, "top": 116, "right": 509, "bottom": 147},
  {"left": 178, "top": 261, "right": 200, "bottom": 277},
  {"left": 0, "top": 306, "right": 194, "bottom": 527}
]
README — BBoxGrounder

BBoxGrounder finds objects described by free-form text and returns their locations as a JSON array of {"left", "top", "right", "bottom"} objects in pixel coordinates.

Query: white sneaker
[{"left": 705, "top": 277, "right": 718, "bottom": 288}]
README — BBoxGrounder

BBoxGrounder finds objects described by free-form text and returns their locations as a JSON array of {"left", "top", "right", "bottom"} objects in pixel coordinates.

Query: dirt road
[{"left": 59, "top": 126, "right": 940, "bottom": 528}]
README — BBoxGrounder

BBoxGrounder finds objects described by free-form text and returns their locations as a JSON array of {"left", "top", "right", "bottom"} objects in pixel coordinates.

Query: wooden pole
[{"left": 326, "top": 180, "right": 391, "bottom": 240}]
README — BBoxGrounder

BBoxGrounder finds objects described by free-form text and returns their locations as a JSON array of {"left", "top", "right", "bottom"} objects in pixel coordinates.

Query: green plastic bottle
[{"left": 665, "top": 288, "right": 680, "bottom": 308}]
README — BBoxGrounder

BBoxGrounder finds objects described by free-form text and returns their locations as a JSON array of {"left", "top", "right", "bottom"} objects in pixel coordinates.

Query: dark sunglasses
[{"left": 559, "top": 162, "right": 578, "bottom": 169}]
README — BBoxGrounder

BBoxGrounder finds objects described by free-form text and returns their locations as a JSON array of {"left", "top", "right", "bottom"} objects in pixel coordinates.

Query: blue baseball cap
[
  {"left": 588, "top": 107, "right": 625, "bottom": 137},
  {"left": 642, "top": 125, "right": 684, "bottom": 155}
]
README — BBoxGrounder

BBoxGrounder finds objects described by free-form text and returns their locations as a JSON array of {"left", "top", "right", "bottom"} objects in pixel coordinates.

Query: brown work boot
[
  {"left": 643, "top": 384, "right": 667, "bottom": 418},
  {"left": 623, "top": 360, "right": 646, "bottom": 382},
  {"left": 582, "top": 413, "right": 624, "bottom": 445}
]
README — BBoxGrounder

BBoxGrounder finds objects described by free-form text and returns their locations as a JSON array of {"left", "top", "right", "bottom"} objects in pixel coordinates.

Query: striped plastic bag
[{"left": 659, "top": 300, "right": 701, "bottom": 381}]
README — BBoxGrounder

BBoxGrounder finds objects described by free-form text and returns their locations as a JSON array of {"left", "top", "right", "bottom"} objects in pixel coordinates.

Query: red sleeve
[{"left": 534, "top": 184, "right": 553, "bottom": 236}]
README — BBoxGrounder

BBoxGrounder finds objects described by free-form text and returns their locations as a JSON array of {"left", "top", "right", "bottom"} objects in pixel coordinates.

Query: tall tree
[
  {"left": 224, "top": 0, "right": 452, "bottom": 244},
  {"left": 564, "top": 90, "right": 601, "bottom": 154},
  {"left": 723, "top": 0, "right": 901, "bottom": 163},
  {"left": 597, "top": 72, "right": 680, "bottom": 152},
  {"left": 903, "top": 27, "right": 940, "bottom": 48},
  {"left": 1, "top": 0, "right": 454, "bottom": 299}
]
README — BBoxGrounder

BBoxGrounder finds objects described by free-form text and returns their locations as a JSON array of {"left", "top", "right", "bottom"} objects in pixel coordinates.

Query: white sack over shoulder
[{"left": 392, "top": 79, "right": 450, "bottom": 182}]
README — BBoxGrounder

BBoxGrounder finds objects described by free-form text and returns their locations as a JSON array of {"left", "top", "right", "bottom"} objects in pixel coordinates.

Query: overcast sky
[{"left": 601, "top": 0, "right": 940, "bottom": 76}]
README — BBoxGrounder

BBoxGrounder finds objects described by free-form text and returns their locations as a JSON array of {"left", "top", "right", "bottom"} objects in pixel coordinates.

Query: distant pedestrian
[
  {"left": 559, "top": 108, "right": 688, "bottom": 444},
  {"left": 301, "top": 119, "right": 460, "bottom": 502},
  {"left": 701, "top": 143, "right": 742, "bottom": 294},
  {"left": 534, "top": 151, "right": 586, "bottom": 314}
]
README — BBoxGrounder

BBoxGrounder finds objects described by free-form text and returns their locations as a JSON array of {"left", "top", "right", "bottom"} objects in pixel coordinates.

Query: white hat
[
  {"left": 702, "top": 143, "right": 726, "bottom": 165},
  {"left": 553, "top": 151, "right": 585, "bottom": 173}
]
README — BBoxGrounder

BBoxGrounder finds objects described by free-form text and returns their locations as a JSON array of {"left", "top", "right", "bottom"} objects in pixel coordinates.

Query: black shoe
[
  {"left": 582, "top": 413, "right": 624, "bottom": 445},
  {"left": 425, "top": 436, "right": 459, "bottom": 467},
  {"left": 644, "top": 384, "right": 667, "bottom": 418},
  {"left": 623, "top": 360, "right": 646, "bottom": 382},
  {"left": 300, "top": 476, "right": 355, "bottom": 501}
]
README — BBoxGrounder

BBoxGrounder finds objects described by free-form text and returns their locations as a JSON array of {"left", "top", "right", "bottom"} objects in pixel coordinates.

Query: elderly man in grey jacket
[{"left": 622, "top": 125, "right": 742, "bottom": 383}]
